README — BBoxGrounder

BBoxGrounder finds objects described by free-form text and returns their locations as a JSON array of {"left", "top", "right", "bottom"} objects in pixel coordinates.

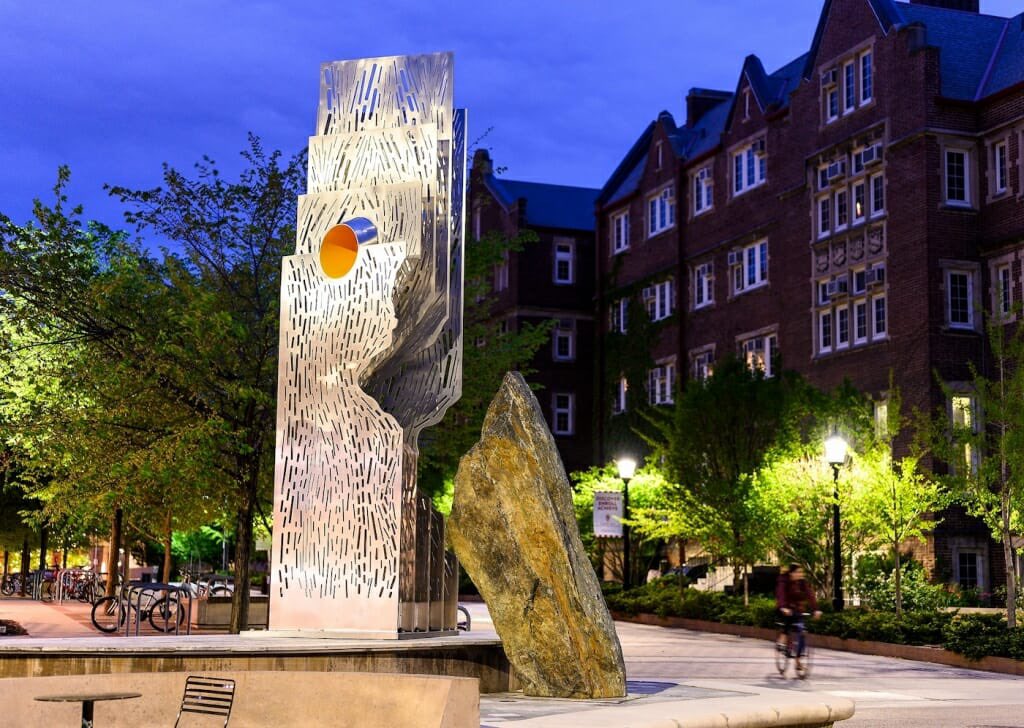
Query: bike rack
[
  {"left": 54, "top": 569, "right": 98, "bottom": 604},
  {"left": 122, "top": 581, "right": 193, "bottom": 637}
]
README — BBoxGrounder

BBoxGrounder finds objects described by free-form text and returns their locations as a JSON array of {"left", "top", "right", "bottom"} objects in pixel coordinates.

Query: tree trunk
[
  {"left": 894, "top": 545, "right": 902, "bottom": 618},
  {"left": 2, "top": 549, "right": 8, "bottom": 582},
  {"left": 162, "top": 510, "right": 174, "bottom": 584},
  {"left": 38, "top": 525, "right": 48, "bottom": 571},
  {"left": 122, "top": 524, "right": 131, "bottom": 585},
  {"left": 105, "top": 508, "right": 123, "bottom": 597},
  {"left": 1002, "top": 491, "right": 1017, "bottom": 629},
  {"left": 20, "top": 536, "right": 29, "bottom": 596},
  {"left": 743, "top": 564, "right": 750, "bottom": 607},
  {"left": 229, "top": 476, "right": 257, "bottom": 634}
]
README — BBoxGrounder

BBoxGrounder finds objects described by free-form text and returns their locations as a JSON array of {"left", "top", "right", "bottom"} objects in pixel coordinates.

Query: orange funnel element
[{"left": 320, "top": 224, "right": 360, "bottom": 278}]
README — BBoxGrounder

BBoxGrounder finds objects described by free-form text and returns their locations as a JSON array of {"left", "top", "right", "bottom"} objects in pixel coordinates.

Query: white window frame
[
  {"left": 739, "top": 332, "right": 778, "bottom": 378},
  {"left": 843, "top": 61, "right": 856, "bottom": 114},
  {"left": 951, "top": 394, "right": 980, "bottom": 477},
  {"left": 693, "top": 262, "right": 714, "bottom": 309},
  {"left": 953, "top": 548, "right": 985, "bottom": 591},
  {"left": 495, "top": 251, "right": 509, "bottom": 292},
  {"left": 552, "top": 393, "right": 575, "bottom": 436},
  {"left": 732, "top": 140, "right": 767, "bottom": 196},
  {"left": 946, "top": 268, "right": 974, "bottom": 329},
  {"left": 610, "top": 297, "right": 628, "bottom": 334},
  {"left": 990, "top": 255, "right": 1016, "bottom": 322},
  {"left": 648, "top": 186, "right": 676, "bottom": 237},
  {"left": 611, "top": 211, "right": 630, "bottom": 255},
  {"left": 648, "top": 361, "right": 676, "bottom": 406},
  {"left": 835, "top": 189, "right": 848, "bottom": 231},
  {"left": 818, "top": 196, "right": 831, "bottom": 238},
  {"left": 859, "top": 51, "right": 873, "bottom": 104},
  {"left": 944, "top": 147, "right": 972, "bottom": 207},
  {"left": 854, "top": 299, "right": 868, "bottom": 344},
  {"left": 552, "top": 321, "right": 575, "bottom": 362},
  {"left": 693, "top": 167, "right": 713, "bottom": 216},
  {"left": 553, "top": 239, "right": 574, "bottom": 285},
  {"left": 825, "top": 86, "right": 839, "bottom": 123},
  {"left": 692, "top": 348, "right": 714, "bottom": 382},
  {"left": 836, "top": 305, "right": 850, "bottom": 349},
  {"left": 819, "top": 310, "right": 833, "bottom": 354},
  {"left": 872, "top": 293, "right": 887, "bottom": 339},
  {"left": 993, "top": 140, "right": 1008, "bottom": 196},
  {"left": 612, "top": 377, "right": 627, "bottom": 415},
  {"left": 870, "top": 173, "right": 885, "bottom": 217},
  {"left": 645, "top": 279, "right": 675, "bottom": 321},
  {"left": 853, "top": 181, "right": 866, "bottom": 224},
  {"left": 731, "top": 240, "right": 768, "bottom": 295}
]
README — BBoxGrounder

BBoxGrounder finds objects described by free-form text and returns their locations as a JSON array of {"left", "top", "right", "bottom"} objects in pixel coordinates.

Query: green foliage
[{"left": 853, "top": 556, "right": 953, "bottom": 612}]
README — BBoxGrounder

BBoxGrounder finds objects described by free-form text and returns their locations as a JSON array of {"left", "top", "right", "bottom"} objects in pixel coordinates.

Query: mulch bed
[{"left": 0, "top": 619, "right": 28, "bottom": 636}]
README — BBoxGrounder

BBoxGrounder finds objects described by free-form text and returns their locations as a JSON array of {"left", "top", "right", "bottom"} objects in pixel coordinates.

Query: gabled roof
[
  {"left": 597, "top": 121, "right": 655, "bottom": 206},
  {"left": 485, "top": 176, "right": 599, "bottom": 231},
  {"left": 803, "top": 0, "right": 904, "bottom": 80},
  {"left": 723, "top": 52, "right": 808, "bottom": 134}
]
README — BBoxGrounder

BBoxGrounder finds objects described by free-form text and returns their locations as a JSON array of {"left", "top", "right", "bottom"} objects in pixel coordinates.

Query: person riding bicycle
[{"left": 775, "top": 564, "right": 821, "bottom": 659}]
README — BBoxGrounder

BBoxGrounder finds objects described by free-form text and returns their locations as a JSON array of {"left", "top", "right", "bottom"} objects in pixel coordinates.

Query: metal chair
[{"left": 174, "top": 675, "right": 235, "bottom": 727}]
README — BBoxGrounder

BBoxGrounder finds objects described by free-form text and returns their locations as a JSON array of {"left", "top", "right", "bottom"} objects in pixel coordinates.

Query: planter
[
  {"left": 611, "top": 611, "right": 1024, "bottom": 677},
  {"left": 191, "top": 595, "right": 268, "bottom": 629}
]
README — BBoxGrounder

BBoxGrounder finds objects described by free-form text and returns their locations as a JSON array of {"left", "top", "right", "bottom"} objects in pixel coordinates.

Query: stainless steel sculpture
[{"left": 269, "top": 52, "right": 466, "bottom": 637}]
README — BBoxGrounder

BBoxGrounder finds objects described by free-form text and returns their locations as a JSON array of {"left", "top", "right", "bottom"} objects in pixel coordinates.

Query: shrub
[{"left": 853, "top": 558, "right": 953, "bottom": 612}]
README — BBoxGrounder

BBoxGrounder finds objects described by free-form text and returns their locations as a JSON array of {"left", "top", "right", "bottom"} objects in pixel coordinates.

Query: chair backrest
[{"left": 174, "top": 675, "right": 236, "bottom": 727}]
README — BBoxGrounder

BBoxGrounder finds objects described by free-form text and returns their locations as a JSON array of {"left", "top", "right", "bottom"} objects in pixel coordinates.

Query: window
[
  {"left": 995, "top": 263, "right": 1013, "bottom": 318},
  {"left": 853, "top": 182, "right": 866, "bottom": 223},
  {"left": 955, "top": 550, "right": 982, "bottom": 590},
  {"left": 947, "top": 269, "right": 973, "bottom": 329},
  {"left": 836, "top": 306, "right": 850, "bottom": 348},
  {"left": 473, "top": 207, "right": 482, "bottom": 240},
  {"left": 994, "top": 141, "right": 1008, "bottom": 195},
  {"left": 870, "top": 173, "right": 885, "bottom": 216},
  {"left": 648, "top": 362, "right": 675, "bottom": 405},
  {"left": 853, "top": 269, "right": 867, "bottom": 295},
  {"left": 945, "top": 148, "right": 970, "bottom": 205},
  {"left": 612, "top": 377, "right": 627, "bottom": 415},
  {"left": 951, "top": 395, "right": 979, "bottom": 476},
  {"left": 731, "top": 241, "right": 768, "bottom": 294},
  {"left": 873, "top": 294, "right": 887, "bottom": 338},
  {"left": 494, "top": 251, "right": 509, "bottom": 291},
  {"left": 818, "top": 197, "right": 831, "bottom": 238},
  {"left": 552, "top": 393, "right": 574, "bottom": 435},
  {"left": 694, "top": 262, "right": 714, "bottom": 309},
  {"left": 854, "top": 300, "right": 868, "bottom": 344},
  {"left": 656, "top": 141, "right": 663, "bottom": 170},
  {"left": 692, "top": 350, "right": 714, "bottom": 382},
  {"left": 693, "top": 168, "right": 713, "bottom": 215},
  {"left": 836, "top": 189, "right": 848, "bottom": 230},
  {"left": 826, "top": 87, "right": 839, "bottom": 122},
  {"left": 819, "top": 311, "right": 833, "bottom": 353},
  {"left": 645, "top": 279, "right": 675, "bottom": 321},
  {"left": 648, "top": 186, "right": 676, "bottom": 236},
  {"left": 552, "top": 320, "right": 575, "bottom": 362},
  {"left": 732, "top": 140, "right": 767, "bottom": 195},
  {"left": 553, "top": 240, "right": 574, "bottom": 284},
  {"left": 609, "top": 297, "right": 628, "bottom": 334},
  {"left": 740, "top": 334, "right": 778, "bottom": 378},
  {"left": 860, "top": 51, "right": 873, "bottom": 103},
  {"left": 498, "top": 319, "right": 509, "bottom": 336},
  {"left": 612, "top": 211, "right": 629, "bottom": 254},
  {"left": 844, "top": 62, "right": 856, "bottom": 113},
  {"left": 874, "top": 399, "right": 889, "bottom": 439}
]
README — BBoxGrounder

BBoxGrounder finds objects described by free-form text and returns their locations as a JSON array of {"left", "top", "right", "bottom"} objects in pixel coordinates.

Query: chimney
[
  {"left": 909, "top": 0, "right": 979, "bottom": 13},
  {"left": 472, "top": 148, "right": 493, "bottom": 176},
  {"left": 686, "top": 88, "right": 733, "bottom": 128}
]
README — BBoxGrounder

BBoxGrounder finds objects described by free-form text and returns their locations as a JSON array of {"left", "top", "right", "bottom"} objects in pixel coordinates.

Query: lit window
[
  {"left": 853, "top": 182, "right": 866, "bottom": 223},
  {"left": 694, "top": 262, "right": 714, "bottom": 309},
  {"left": 648, "top": 186, "right": 676, "bottom": 236},
  {"left": 874, "top": 399, "right": 889, "bottom": 439},
  {"left": 553, "top": 240, "right": 574, "bottom": 284},
  {"left": 730, "top": 241, "right": 768, "bottom": 294},
  {"left": 951, "top": 395, "right": 979, "bottom": 476},
  {"left": 552, "top": 320, "right": 575, "bottom": 362},
  {"left": 860, "top": 51, "right": 873, "bottom": 103},
  {"left": 612, "top": 211, "right": 630, "bottom": 254},
  {"left": 947, "top": 269, "right": 973, "bottom": 328},
  {"left": 740, "top": 334, "right": 778, "bottom": 378},
  {"left": 945, "top": 149, "right": 970, "bottom": 205},
  {"left": 692, "top": 350, "right": 714, "bottom": 382},
  {"left": 648, "top": 362, "right": 676, "bottom": 405},
  {"left": 494, "top": 251, "right": 509, "bottom": 291},
  {"left": 732, "top": 140, "right": 767, "bottom": 195},
  {"left": 552, "top": 393, "right": 575, "bottom": 435},
  {"left": 644, "top": 279, "right": 675, "bottom": 321},
  {"left": 994, "top": 142, "right": 1008, "bottom": 195}
]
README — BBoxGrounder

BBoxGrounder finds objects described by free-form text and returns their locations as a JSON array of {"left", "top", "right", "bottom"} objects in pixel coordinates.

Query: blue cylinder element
[{"left": 342, "top": 216, "right": 378, "bottom": 246}]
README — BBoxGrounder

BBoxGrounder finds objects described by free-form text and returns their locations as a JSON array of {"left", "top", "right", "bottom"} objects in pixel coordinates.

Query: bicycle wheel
[
  {"left": 0, "top": 580, "right": 13, "bottom": 596},
  {"left": 796, "top": 632, "right": 812, "bottom": 679},
  {"left": 149, "top": 596, "right": 186, "bottom": 632},
  {"left": 91, "top": 596, "right": 127, "bottom": 633},
  {"left": 209, "top": 585, "right": 232, "bottom": 597},
  {"left": 774, "top": 638, "right": 789, "bottom": 676}
]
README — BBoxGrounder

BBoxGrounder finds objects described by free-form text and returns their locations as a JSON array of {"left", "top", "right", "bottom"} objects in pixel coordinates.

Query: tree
[{"left": 930, "top": 313, "right": 1024, "bottom": 628}]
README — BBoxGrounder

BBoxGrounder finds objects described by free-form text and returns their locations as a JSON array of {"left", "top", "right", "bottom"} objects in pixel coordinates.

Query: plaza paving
[{"left": 4, "top": 596, "right": 1024, "bottom": 726}]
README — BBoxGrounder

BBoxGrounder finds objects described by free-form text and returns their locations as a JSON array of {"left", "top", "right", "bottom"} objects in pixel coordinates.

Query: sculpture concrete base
[{"left": 241, "top": 629, "right": 457, "bottom": 641}]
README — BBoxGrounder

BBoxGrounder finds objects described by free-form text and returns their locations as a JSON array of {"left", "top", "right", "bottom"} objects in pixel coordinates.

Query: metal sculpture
[{"left": 270, "top": 52, "right": 466, "bottom": 636}]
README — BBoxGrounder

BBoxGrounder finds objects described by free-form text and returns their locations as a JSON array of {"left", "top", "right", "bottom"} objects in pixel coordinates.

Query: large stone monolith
[{"left": 448, "top": 372, "right": 626, "bottom": 698}]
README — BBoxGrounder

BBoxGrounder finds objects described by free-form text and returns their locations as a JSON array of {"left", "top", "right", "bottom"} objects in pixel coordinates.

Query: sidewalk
[{"left": 0, "top": 596, "right": 94, "bottom": 638}]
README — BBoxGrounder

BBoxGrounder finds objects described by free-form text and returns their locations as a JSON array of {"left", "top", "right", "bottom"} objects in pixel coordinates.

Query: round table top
[{"left": 34, "top": 692, "right": 142, "bottom": 703}]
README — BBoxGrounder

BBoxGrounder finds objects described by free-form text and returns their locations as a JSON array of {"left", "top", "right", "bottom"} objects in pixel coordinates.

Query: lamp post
[
  {"left": 824, "top": 434, "right": 848, "bottom": 612},
  {"left": 616, "top": 457, "right": 637, "bottom": 589}
]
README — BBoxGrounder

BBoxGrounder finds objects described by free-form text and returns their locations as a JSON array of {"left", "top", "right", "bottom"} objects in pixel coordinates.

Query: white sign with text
[{"left": 593, "top": 491, "right": 624, "bottom": 538}]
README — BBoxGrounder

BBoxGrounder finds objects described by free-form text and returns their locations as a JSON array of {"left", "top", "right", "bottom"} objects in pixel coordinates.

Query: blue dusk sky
[{"left": 0, "top": 1, "right": 1020, "bottom": 228}]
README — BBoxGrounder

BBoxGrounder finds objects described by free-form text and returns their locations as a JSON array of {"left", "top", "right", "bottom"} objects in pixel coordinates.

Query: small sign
[{"left": 593, "top": 491, "right": 624, "bottom": 538}]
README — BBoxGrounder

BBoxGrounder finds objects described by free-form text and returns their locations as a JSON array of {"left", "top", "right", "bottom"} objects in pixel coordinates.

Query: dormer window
[
  {"left": 823, "top": 48, "right": 873, "bottom": 125},
  {"left": 732, "top": 139, "right": 766, "bottom": 196}
]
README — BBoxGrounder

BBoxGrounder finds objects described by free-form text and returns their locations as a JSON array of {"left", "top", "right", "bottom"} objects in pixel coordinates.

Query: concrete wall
[{"left": 0, "top": 670, "right": 479, "bottom": 727}]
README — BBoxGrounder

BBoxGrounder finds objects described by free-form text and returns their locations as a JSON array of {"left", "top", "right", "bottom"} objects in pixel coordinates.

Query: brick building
[
  {"left": 595, "top": 0, "right": 1024, "bottom": 592},
  {"left": 470, "top": 150, "right": 599, "bottom": 473}
]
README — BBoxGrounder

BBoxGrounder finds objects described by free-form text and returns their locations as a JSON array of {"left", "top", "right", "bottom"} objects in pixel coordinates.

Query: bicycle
[
  {"left": 0, "top": 573, "right": 23, "bottom": 596},
  {"left": 176, "top": 569, "right": 233, "bottom": 598},
  {"left": 90, "top": 584, "right": 186, "bottom": 634},
  {"left": 775, "top": 611, "right": 812, "bottom": 679}
]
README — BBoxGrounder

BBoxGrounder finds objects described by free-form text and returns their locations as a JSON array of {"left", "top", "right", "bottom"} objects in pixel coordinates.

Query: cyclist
[{"left": 775, "top": 563, "right": 821, "bottom": 670}]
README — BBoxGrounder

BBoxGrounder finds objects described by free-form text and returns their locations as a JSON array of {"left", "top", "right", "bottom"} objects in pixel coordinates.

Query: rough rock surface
[{"left": 448, "top": 372, "right": 626, "bottom": 698}]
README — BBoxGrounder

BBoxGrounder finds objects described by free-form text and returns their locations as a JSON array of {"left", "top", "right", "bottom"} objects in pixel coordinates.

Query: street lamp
[
  {"left": 824, "top": 434, "right": 848, "bottom": 611},
  {"left": 616, "top": 457, "right": 637, "bottom": 589}
]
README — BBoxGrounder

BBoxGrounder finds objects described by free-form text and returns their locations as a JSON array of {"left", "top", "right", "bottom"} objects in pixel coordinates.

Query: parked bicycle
[
  {"left": 176, "top": 569, "right": 233, "bottom": 598},
  {"left": 0, "top": 573, "right": 24, "bottom": 596},
  {"left": 775, "top": 611, "right": 812, "bottom": 679},
  {"left": 91, "top": 584, "right": 186, "bottom": 633}
]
